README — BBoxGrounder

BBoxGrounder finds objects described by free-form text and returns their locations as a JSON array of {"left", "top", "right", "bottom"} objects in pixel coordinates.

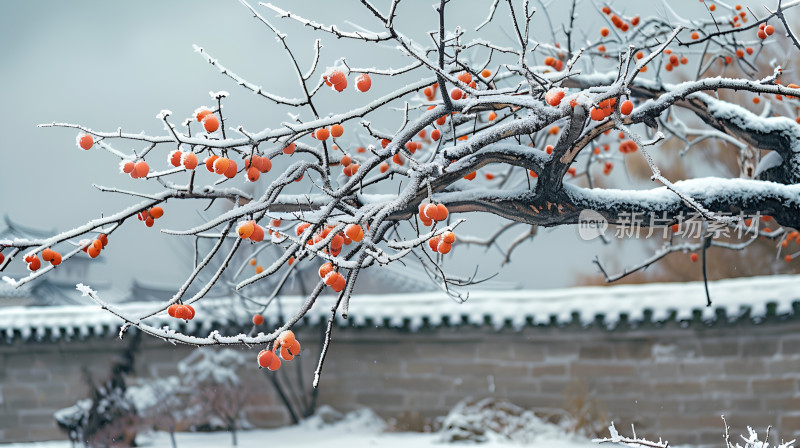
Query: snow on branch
[{"left": 6, "top": 0, "right": 800, "bottom": 382}]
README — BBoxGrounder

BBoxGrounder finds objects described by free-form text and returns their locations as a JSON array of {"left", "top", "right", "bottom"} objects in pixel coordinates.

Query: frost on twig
[
  {"left": 4, "top": 0, "right": 800, "bottom": 384},
  {"left": 593, "top": 418, "right": 796, "bottom": 448},
  {"left": 593, "top": 422, "right": 669, "bottom": 448}
]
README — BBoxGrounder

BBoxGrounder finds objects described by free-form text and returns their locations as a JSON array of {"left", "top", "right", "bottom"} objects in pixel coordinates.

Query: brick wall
[{"left": 2, "top": 315, "right": 799, "bottom": 446}]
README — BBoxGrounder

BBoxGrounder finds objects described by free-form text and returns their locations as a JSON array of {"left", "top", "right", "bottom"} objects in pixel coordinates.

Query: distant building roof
[
  {"left": 0, "top": 274, "right": 797, "bottom": 343},
  {"left": 0, "top": 215, "right": 57, "bottom": 241},
  {"left": 1, "top": 215, "right": 103, "bottom": 306},
  {"left": 0, "top": 217, "right": 473, "bottom": 308}
]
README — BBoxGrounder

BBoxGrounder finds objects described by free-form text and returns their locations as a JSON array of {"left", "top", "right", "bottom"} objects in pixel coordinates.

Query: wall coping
[{"left": 1, "top": 274, "right": 798, "bottom": 342}]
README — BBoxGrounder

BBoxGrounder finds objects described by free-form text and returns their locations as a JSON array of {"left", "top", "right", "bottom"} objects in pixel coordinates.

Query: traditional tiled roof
[
  {"left": 0, "top": 215, "right": 56, "bottom": 241},
  {"left": 0, "top": 274, "right": 797, "bottom": 343}
]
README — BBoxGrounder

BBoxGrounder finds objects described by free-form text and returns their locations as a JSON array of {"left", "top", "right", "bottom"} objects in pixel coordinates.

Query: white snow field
[
  {"left": 1, "top": 431, "right": 595, "bottom": 448},
  {"left": 5, "top": 407, "right": 600, "bottom": 448},
  {"left": 4, "top": 404, "right": 784, "bottom": 447}
]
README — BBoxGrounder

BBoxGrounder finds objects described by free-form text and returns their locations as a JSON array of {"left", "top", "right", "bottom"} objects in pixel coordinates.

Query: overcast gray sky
[{"left": 0, "top": 0, "right": 778, "bottom": 293}]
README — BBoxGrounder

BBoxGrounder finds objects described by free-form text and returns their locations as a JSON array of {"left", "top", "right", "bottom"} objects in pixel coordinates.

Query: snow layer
[
  {"left": 0, "top": 274, "right": 797, "bottom": 342},
  {"left": 5, "top": 407, "right": 599, "bottom": 448}
]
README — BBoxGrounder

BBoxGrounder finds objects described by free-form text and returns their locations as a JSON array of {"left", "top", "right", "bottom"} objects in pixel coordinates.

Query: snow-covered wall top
[{"left": 0, "top": 274, "right": 797, "bottom": 342}]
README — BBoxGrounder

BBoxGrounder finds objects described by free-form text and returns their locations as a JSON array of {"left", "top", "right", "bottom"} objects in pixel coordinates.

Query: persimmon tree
[{"left": 3, "top": 0, "right": 800, "bottom": 385}]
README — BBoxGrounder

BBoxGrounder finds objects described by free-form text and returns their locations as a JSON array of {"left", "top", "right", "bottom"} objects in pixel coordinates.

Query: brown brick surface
[
  {"left": 652, "top": 381, "right": 705, "bottom": 395},
  {"left": 781, "top": 414, "right": 800, "bottom": 437},
  {"left": 579, "top": 344, "right": 614, "bottom": 359},
  {"left": 752, "top": 378, "right": 797, "bottom": 395},
  {"left": 614, "top": 342, "right": 654, "bottom": 359},
  {"left": 679, "top": 360, "right": 726, "bottom": 377},
  {"left": 769, "top": 358, "right": 800, "bottom": 375},
  {"left": 724, "top": 359, "right": 769, "bottom": 376},
  {"left": 763, "top": 395, "right": 800, "bottom": 411},
  {"left": 781, "top": 338, "right": 800, "bottom": 355},
  {"left": 532, "top": 363, "right": 567, "bottom": 377},
  {"left": 741, "top": 339, "right": 779, "bottom": 357},
  {"left": 570, "top": 362, "right": 638, "bottom": 378},
  {"left": 700, "top": 340, "right": 740, "bottom": 357}
]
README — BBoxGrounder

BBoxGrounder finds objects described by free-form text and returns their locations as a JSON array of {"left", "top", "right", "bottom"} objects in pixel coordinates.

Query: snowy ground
[
  {"left": 4, "top": 408, "right": 599, "bottom": 448},
  {"left": 3, "top": 429, "right": 598, "bottom": 448}
]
